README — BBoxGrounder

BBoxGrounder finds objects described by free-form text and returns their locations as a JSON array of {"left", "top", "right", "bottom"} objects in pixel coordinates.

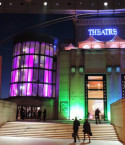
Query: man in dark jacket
[
  {"left": 73, "top": 117, "right": 80, "bottom": 143},
  {"left": 95, "top": 108, "right": 101, "bottom": 124}
]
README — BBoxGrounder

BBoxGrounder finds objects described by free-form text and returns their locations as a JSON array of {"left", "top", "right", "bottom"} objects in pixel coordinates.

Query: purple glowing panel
[
  {"left": 45, "top": 57, "right": 49, "bottom": 69},
  {"left": 24, "top": 69, "right": 28, "bottom": 81},
  {"left": 33, "top": 84, "right": 37, "bottom": 96},
  {"left": 11, "top": 70, "right": 16, "bottom": 82},
  {"left": 30, "top": 42, "right": 35, "bottom": 54},
  {"left": 21, "top": 83, "right": 27, "bottom": 96},
  {"left": 50, "top": 45, "right": 53, "bottom": 56},
  {"left": 49, "top": 58, "right": 53, "bottom": 70},
  {"left": 39, "top": 70, "right": 44, "bottom": 82},
  {"left": 43, "top": 84, "right": 48, "bottom": 97},
  {"left": 44, "top": 70, "right": 49, "bottom": 83},
  {"left": 25, "top": 55, "right": 29, "bottom": 67},
  {"left": 39, "top": 84, "right": 43, "bottom": 97},
  {"left": 49, "top": 71, "right": 52, "bottom": 83},
  {"left": 15, "top": 70, "right": 19, "bottom": 82},
  {"left": 48, "top": 85, "right": 52, "bottom": 97},
  {"left": 45, "top": 44, "right": 49, "bottom": 55},
  {"left": 13, "top": 84, "right": 18, "bottom": 96}
]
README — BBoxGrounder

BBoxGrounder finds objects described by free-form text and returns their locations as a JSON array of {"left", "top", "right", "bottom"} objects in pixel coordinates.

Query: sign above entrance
[
  {"left": 88, "top": 28, "right": 118, "bottom": 36},
  {"left": 88, "top": 28, "right": 118, "bottom": 41}
]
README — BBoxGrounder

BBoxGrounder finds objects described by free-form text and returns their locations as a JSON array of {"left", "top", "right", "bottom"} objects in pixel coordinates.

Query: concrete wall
[
  {"left": 0, "top": 100, "right": 17, "bottom": 126},
  {"left": 111, "top": 99, "right": 125, "bottom": 143}
]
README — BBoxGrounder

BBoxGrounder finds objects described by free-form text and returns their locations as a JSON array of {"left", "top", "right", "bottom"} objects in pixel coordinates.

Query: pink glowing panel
[
  {"left": 15, "top": 70, "right": 19, "bottom": 82},
  {"left": 43, "top": 84, "right": 48, "bottom": 97},
  {"left": 11, "top": 70, "right": 16, "bottom": 82},
  {"left": 49, "top": 71, "right": 52, "bottom": 83},
  {"left": 49, "top": 58, "right": 53, "bottom": 70},
  {"left": 13, "top": 57, "right": 16, "bottom": 69},
  {"left": 30, "top": 42, "right": 35, "bottom": 54},
  {"left": 29, "top": 55, "right": 34, "bottom": 67},
  {"left": 27, "top": 83, "right": 32, "bottom": 96},
  {"left": 41, "top": 43, "right": 45, "bottom": 54},
  {"left": 44, "top": 70, "right": 49, "bottom": 83},
  {"left": 45, "top": 57, "right": 49, "bottom": 69},
  {"left": 28, "top": 69, "right": 33, "bottom": 82},
  {"left": 35, "top": 42, "right": 40, "bottom": 54},
  {"left": 48, "top": 85, "right": 52, "bottom": 97}
]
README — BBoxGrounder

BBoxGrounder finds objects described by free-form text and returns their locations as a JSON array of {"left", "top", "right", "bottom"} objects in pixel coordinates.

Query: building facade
[{"left": 8, "top": 17, "right": 125, "bottom": 121}]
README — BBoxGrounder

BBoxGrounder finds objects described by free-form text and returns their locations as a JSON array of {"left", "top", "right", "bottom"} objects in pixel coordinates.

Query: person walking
[
  {"left": 37, "top": 109, "right": 42, "bottom": 121},
  {"left": 83, "top": 119, "right": 92, "bottom": 143},
  {"left": 43, "top": 109, "right": 47, "bottom": 121},
  {"left": 95, "top": 108, "right": 101, "bottom": 124},
  {"left": 73, "top": 117, "right": 80, "bottom": 143}
]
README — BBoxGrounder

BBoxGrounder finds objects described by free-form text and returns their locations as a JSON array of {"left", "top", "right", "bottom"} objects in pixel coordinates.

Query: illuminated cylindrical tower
[{"left": 10, "top": 34, "right": 58, "bottom": 98}]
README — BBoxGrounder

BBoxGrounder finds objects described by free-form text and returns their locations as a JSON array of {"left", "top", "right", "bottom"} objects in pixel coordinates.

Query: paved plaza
[{"left": 0, "top": 136, "right": 123, "bottom": 145}]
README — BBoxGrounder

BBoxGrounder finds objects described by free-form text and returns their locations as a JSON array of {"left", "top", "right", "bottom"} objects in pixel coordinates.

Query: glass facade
[{"left": 10, "top": 40, "right": 57, "bottom": 98}]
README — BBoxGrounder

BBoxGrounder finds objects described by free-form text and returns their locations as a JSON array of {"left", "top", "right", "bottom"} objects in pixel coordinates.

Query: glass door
[{"left": 85, "top": 75, "right": 107, "bottom": 120}]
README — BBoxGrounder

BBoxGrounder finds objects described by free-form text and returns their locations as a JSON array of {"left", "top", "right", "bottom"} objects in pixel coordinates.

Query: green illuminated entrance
[{"left": 85, "top": 75, "right": 107, "bottom": 120}]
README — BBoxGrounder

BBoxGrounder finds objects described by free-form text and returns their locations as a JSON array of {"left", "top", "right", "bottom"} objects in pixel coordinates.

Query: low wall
[
  {"left": 111, "top": 99, "right": 125, "bottom": 143},
  {"left": 0, "top": 100, "right": 17, "bottom": 125}
]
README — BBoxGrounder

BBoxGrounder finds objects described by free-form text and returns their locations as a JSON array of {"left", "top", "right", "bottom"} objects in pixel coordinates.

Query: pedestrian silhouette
[
  {"left": 95, "top": 108, "right": 101, "bottom": 124},
  {"left": 83, "top": 119, "right": 92, "bottom": 143},
  {"left": 43, "top": 109, "right": 47, "bottom": 121},
  {"left": 37, "top": 109, "right": 42, "bottom": 121},
  {"left": 73, "top": 117, "right": 80, "bottom": 143}
]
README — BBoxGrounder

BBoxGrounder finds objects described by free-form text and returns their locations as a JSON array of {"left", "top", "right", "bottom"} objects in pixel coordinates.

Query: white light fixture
[
  {"left": 104, "top": 2, "right": 108, "bottom": 6},
  {"left": 43, "top": 1, "right": 47, "bottom": 6},
  {"left": 9, "top": 2, "right": 13, "bottom": 6},
  {"left": 56, "top": 2, "right": 59, "bottom": 6},
  {"left": 0, "top": 2, "right": 2, "bottom": 5}
]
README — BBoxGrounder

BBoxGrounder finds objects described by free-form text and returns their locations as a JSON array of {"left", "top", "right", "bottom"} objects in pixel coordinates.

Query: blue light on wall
[
  {"left": 116, "top": 67, "right": 120, "bottom": 73},
  {"left": 88, "top": 28, "right": 118, "bottom": 41},
  {"left": 107, "top": 67, "right": 112, "bottom": 73}
]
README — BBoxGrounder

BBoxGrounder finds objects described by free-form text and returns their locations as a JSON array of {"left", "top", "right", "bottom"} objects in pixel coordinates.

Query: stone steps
[{"left": 0, "top": 121, "right": 119, "bottom": 141}]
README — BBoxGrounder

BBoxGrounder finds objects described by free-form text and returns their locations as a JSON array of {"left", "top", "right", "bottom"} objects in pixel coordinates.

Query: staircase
[{"left": 0, "top": 121, "right": 119, "bottom": 141}]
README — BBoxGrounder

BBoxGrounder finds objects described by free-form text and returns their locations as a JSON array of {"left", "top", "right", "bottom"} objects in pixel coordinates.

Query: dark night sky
[{"left": 0, "top": 14, "right": 74, "bottom": 99}]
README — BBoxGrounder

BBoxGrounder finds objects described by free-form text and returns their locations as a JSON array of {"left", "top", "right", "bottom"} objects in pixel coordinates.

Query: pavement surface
[{"left": 0, "top": 136, "right": 124, "bottom": 145}]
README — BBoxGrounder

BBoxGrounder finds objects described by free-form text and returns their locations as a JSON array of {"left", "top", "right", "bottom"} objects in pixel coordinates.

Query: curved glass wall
[{"left": 10, "top": 40, "right": 57, "bottom": 98}]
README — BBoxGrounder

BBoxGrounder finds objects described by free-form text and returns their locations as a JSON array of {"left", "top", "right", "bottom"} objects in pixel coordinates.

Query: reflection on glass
[
  {"left": 88, "top": 76, "right": 103, "bottom": 80},
  {"left": 88, "top": 100, "right": 104, "bottom": 120},
  {"left": 88, "top": 81, "right": 103, "bottom": 89},
  {"left": 88, "top": 90, "right": 103, "bottom": 98}
]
